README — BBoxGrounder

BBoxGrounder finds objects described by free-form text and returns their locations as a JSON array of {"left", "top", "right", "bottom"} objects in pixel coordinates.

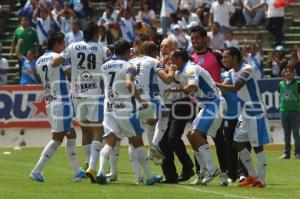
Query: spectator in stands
[
  {"left": 229, "top": 0, "right": 244, "bottom": 27},
  {"left": 209, "top": 0, "right": 235, "bottom": 34},
  {"left": 287, "top": 47, "right": 300, "bottom": 76},
  {"left": 148, "top": 26, "right": 163, "bottom": 46},
  {"left": 99, "top": 5, "right": 118, "bottom": 26},
  {"left": 207, "top": 22, "right": 225, "bottom": 50},
  {"left": 10, "top": 16, "right": 38, "bottom": 56},
  {"left": 115, "top": 0, "right": 134, "bottom": 10},
  {"left": 33, "top": 6, "right": 57, "bottom": 46},
  {"left": 0, "top": 42, "right": 9, "bottom": 85},
  {"left": 224, "top": 30, "right": 239, "bottom": 49},
  {"left": 265, "top": 0, "right": 285, "bottom": 46},
  {"left": 168, "top": 13, "right": 183, "bottom": 34},
  {"left": 242, "top": 38, "right": 264, "bottom": 79},
  {"left": 268, "top": 45, "right": 288, "bottom": 77},
  {"left": 69, "top": 0, "right": 90, "bottom": 26},
  {"left": 15, "top": 39, "right": 38, "bottom": 85},
  {"left": 160, "top": 0, "right": 179, "bottom": 38},
  {"left": 179, "top": 0, "right": 203, "bottom": 12},
  {"left": 136, "top": 1, "right": 156, "bottom": 27},
  {"left": 195, "top": 0, "right": 212, "bottom": 27},
  {"left": 242, "top": 0, "right": 265, "bottom": 26},
  {"left": 16, "top": 0, "right": 37, "bottom": 19},
  {"left": 98, "top": 25, "right": 114, "bottom": 46},
  {"left": 51, "top": 0, "right": 63, "bottom": 20},
  {"left": 168, "top": 25, "right": 188, "bottom": 49},
  {"left": 180, "top": 7, "right": 202, "bottom": 30},
  {"left": 135, "top": 20, "right": 148, "bottom": 36},
  {"left": 117, "top": 7, "right": 135, "bottom": 43},
  {"left": 56, "top": 2, "right": 77, "bottom": 35},
  {"left": 65, "top": 19, "right": 83, "bottom": 46},
  {"left": 278, "top": 67, "right": 300, "bottom": 159}
]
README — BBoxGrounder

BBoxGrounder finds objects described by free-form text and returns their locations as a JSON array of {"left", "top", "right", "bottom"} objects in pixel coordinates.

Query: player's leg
[
  {"left": 129, "top": 135, "right": 162, "bottom": 185},
  {"left": 30, "top": 132, "right": 64, "bottom": 182},
  {"left": 107, "top": 140, "right": 121, "bottom": 182},
  {"left": 96, "top": 133, "right": 118, "bottom": 184},
  {"left": 128, "top": 141, "right": 144, "bottom": 184},
  {"left": 81, "top": 126, "right": 93, "bottom": 168},
  {"left": 65, "top": 128, "right": 86, "bottom": 182}
]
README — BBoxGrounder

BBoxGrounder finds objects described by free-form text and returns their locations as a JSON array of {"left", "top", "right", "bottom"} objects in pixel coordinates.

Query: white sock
[
  {"left": 32, "top": 140, "right": 61, "bottom": 174},
  {"left": 128, "top": 145, "right": 142, "bottom": 182},
  {"left": 194, "top": 150, "right": 207, "bottom": 173},
  {"left": 152, "top": 117, "right": 168, "bottom": 146},
  {"left": 98, "top": 144, "right": 112, "bottom": 176},
  {"left": 83, "top": 144, "right": 91, "bottom": 163},
  {"left": 256, "top": 151, "right": 266, "bottom": 184},
  {"left": 65, "top": 138, "right": 81, "bottom": 176},
  {"left": 145, "top": 125, "right": 155, "bottom": 146},
  {"left": 109, "top": 141, "right": 121, "bottom": 176},
  {"left": 198, "top": 144, "right": 215, "bottom": 171},
  {"left": 89, "top": 140, "right": 101, "bottom": 171},
  {"left": 136, "top": 146, "right": 152, "bottom": 179},
  {"left": 238, "top": 148, "right": 257, "bottom": 177}
]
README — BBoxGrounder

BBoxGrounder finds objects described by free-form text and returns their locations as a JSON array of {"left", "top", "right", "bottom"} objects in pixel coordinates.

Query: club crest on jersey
[
  {"left": 108, "top": 90, "right": 119, "bottom": 100},
  {"left": 80, "top": 71, "right": 92, "bottom": 80}
]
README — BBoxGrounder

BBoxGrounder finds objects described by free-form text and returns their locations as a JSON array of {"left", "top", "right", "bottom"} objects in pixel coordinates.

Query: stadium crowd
[{"left": 0, "top": 0, "right": 300, "bottom": 189}]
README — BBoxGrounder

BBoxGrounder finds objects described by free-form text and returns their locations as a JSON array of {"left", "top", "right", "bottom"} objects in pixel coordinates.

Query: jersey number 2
[{"left": 42, "top": 65, "right": 49, "bottom": 81}]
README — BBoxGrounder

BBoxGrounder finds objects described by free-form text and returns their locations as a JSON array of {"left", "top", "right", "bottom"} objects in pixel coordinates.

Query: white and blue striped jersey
[
  {"left": 60, "top": 41, "right": 107, "bottom": 98},
  {"left": 228, "top": 63, "right": 265, "bottom": 114},
  {"left": 175, "top": 61, "right": 220, "bottom": 102},
  {"left": 36, "top": 50, "right": 71, "bottom": 107},
  {"left": 129, "top": 56, "right": 164, "bottom": 99},
  {"left": 100, "top": 56, "right": 137, "bottom": 112}
]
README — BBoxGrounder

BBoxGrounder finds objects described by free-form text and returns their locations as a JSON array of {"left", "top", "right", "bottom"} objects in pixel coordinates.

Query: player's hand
[
  {"left": 18, "top": 38, "right": 24, "bottom": 44},
  {"left": 169, "top": 64, "right": 177, "bottom": 71},
  {"left": 139, "top": 100, "right": 148, "bottom": 110}
]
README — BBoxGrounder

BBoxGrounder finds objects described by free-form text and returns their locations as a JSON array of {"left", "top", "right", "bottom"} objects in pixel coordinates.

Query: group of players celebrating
[{"left": 29, "top": 22, "right": 272, "bottom": 188}]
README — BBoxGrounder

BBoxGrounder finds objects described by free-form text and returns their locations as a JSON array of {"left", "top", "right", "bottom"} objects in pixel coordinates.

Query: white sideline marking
[{"left": 180, "top": 185, "right": 258, "bottom": 199}]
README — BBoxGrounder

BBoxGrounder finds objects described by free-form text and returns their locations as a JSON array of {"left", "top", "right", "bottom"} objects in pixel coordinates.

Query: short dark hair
[
  {"left": 225, "top": 47, "right": 242, "bottom": 62},
  {"left": 189, "top": 26, "right": 207, "bottom": 38},
  {"left": 114, "top": 39, "right": 131, "bottom": 56},
  {"left": 83, "top": 22, "right": 99, "bottom": 42},
  {"left": 173, "top": 48, "right": 190, "bottom": 63},
  {"left": 142, "top": 41, "right": 158, "bottom": 56},
  {"left": 47, "top": 31, "right": 65, "bottom": 49}
]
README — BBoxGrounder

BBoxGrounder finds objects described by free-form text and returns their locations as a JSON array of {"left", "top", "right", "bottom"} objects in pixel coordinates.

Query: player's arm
[
  {"left": 156, "top": 64, "right": 177, "bottom": 84},
  {"left": 125, "top": 67, "right": 148, "bottom": 109},
  {"left": 169, "top": 69, "right": 198, "bottom": 94},
  {"left": 216, "top": 79, "right": 245, "bottom": 92},
  {"left": 15, "top": 38, "right": 23, "bottom": 60},
  {"left": 53, "top": 47, "right": 71, "bottom": 68}
]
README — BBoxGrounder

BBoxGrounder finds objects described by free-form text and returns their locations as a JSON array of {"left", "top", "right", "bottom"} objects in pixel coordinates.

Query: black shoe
[
  {"left": 159, "top": 179, "right": 179, "bottom": 184},
  {"left": 178, "top": 170, "right": 195, "bottom": 182}
]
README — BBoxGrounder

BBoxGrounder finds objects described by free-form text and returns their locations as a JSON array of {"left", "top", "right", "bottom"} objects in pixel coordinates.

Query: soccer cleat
[
  {"left": 85, "top": 168, "right": 97, "bottom": 183},
  {"left": 136, "top": 177, "right": 144, "bottom": 185},
  {"left": 238, "top": 176, "right": 246, "bottom": 183},
  {"left": 252, "top": 181, "right": 265, "bottom": 188},
  {"left": 190, "top": 171, "right": 206, "bottom": 185},
  {"left": 74, "top": 169, "right": 86, "bottom": 182},
  {"left": 145, "top": 175, "right": 163, "bottom": 185},
  {"left": 96, "top": 173, "right": 108, "bottom": 184},
  {"left": 106, "top": 174, "right": 118, "bottom": 183},
  {"left": 279, "top": 154, "right": 290, "bottom": 159},
  {"left": 201, "top": 167, "right": 220, "bottom": 185},
  {"left": 219, "top": 172, "right": 228, "bottom": 186},
  {"left": 238, "top": 176, "right": 258, "bottom": 187},
  {"left": 149, "top": 145, "right": 165, "bottom": 160},
  {"left": 29, "top": 173, "right": 45, "bottom": 183}
]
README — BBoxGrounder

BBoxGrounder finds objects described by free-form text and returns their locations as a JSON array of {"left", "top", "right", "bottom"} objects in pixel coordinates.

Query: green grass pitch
[{"left": 0, "top": 146, "right": 300, "bottom": 199}]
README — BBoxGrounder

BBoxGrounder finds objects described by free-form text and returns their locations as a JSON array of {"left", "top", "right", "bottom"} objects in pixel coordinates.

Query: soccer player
[
  {"left": 30, "top": 31, "right": 86, "bottom": 183},
  {"left": 96, "top": 39, "right": 161, "bottom": 185},
  {"left": 53, "top": 22, "right": 107, "bottom": 183},
  {"left": 130, "top": 41, "right": 175, "bottom": 160},
  {"left": 168, "top": 48, "right": 225, "bottom": 185},
  {"left": 216, "top": 47, "right": 272, "bottom": 188}
]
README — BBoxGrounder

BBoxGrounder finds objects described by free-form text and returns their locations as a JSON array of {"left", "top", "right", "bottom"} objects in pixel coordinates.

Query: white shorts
[
  {"left": 138, "top": 99, "right": 167, "bottom": 122},
  {"left": 72, "top": 97, "right": 104, "bottom": 123},
  {"left": 103, "top": 111, "right": 144, "bottom": 139},
  {"left": 234, "top": 114, "right": 272, "bottom": 147},
  {"left": 192, "top": 97, "right": 226, "bottom": 138},
  {"left": 47, "top": 102, "right": 73, "bottom": 133}
]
